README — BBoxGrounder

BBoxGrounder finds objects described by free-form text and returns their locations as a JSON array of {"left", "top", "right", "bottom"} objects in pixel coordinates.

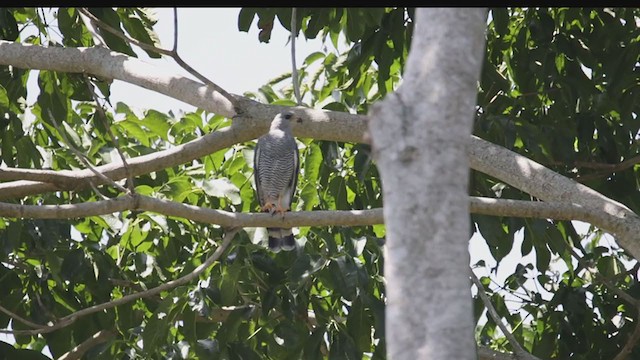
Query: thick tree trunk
[{"left": 369, "top": 8, "right": 487, "bottom": 359}]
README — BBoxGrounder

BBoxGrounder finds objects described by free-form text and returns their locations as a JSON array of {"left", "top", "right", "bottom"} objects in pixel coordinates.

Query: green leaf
[
  {"left": 202, "top": 177, "right": 241, "bottom": 204},
  {"left": 299, "top": 182, "right": 320, "bottom": 211},
  {"left": 141, "top": 110, "right": 172, "bottom": 140},
  {"left": 119, "top": 12, "right": 162, "bottom": 58},
  {"left": 303, "top": 51, "right": 326, "bottom": 66},
  {"left": 87, "top": 8, "right": 136, "bottom": 57},
  {"left": 143, "top": 296, "right": 186, "bottom": 352},
  {"left": 347, "top": 296, "right": 371, "bottom": 353},
  {"left": 0, "top": 85, "right": 9, "bottom": 109},
  {"left": 302, "top": 327, "right": 326, "bottom": 360},
  {"left": 61, "top": 249, "right": 86, "bottom": 283},
  {"left": 5, "top": 348, "right": 52, "bottom": 360},
  {"left": 344, "top": 8, "right": 366, "bottom": 42},
  {"left": 0, "top": 265, "right": 20, "bottom": 300},
  {"left": 238, "top": 8, "right": 257, "bottom": 32}
]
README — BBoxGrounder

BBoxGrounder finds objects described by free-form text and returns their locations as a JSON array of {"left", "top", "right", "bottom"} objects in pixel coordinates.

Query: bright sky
[{"left": 110, "top": 8, "right": 326, "bottom": 114}]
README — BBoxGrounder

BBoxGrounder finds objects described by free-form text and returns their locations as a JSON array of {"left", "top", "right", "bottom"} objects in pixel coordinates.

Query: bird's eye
[{"left": 284, "top": 113, "right": 292, "bottom": 120}]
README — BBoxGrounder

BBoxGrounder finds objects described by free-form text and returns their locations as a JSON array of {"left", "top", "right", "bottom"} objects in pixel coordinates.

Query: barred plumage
[{"left": 254, "top": 110, "right": 300, "bottom": 252}]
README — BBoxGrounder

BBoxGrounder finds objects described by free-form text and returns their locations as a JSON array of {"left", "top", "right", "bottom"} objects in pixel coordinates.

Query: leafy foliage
[
  {"left": 474, "top": 8, "right": 640, "bottom": 359},
  {"left": 0, "top": 6, "right": 639, "bottom": 360}
]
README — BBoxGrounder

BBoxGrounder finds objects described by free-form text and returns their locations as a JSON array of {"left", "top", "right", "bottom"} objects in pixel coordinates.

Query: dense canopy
[{"left": 0, "top": 7, "right": 638, "bottom": 359}]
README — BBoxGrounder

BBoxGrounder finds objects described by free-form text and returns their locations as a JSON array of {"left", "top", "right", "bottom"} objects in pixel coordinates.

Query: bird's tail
[{"left": 266, "top": 227, "right": 296, "bottom": 252}]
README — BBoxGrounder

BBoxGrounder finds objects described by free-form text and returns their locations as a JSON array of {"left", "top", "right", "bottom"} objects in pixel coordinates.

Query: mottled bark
[{"left": 369, "top": 8, "right": 487, "bottom": 359}]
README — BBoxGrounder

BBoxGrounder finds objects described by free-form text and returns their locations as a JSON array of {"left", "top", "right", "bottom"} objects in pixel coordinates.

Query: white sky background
[{"left": 110, "top": 8, "right": 327, "bottom": 114}]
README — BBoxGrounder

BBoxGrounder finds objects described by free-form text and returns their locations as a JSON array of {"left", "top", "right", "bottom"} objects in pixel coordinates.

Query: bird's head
[{"left": 271, "top": 110, "right": 302, "bottom": 130}]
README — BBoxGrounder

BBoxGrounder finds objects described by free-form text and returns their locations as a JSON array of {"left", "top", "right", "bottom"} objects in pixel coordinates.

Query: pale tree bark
[
  {"left": 369, "top": 8, "right": 487, "bottom": 359},
  {"left": 2, "top": 40, "right": 640, "bottom": 261}
]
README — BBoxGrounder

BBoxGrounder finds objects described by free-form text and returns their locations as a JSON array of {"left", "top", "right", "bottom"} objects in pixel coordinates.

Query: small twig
[
  {"left": 78, "top": 8, "right": 171, "bottom": 57},
  {"left": 546, "top": 155, "right": 640, "bottom": 182},
  {"left": 77, "top": 9, "right": 105, "bottom": 46},
  {"left": 471, "top": 271, "right": 541, "bottom": 360},
  {"left": 58, "top": 329, "right": 116, "bottom": 360},
  {"left": 568, "top": 248, "right": 638, "bottom": 305},
  {"left": 1, "top": 228, "right": 238, "bottom": 335},
  {"left": 83, "top": 75, "right": 135, "bottom": 193},
  {"left": 87, "top": 180, "right": 109, "bottom": 200},
  {"left": 48, "top": 110, "right": 129, "bottom": 194},
  {"left": 574, "top": 155, "right": 640, "bottom": 171},
  {"left": 77, "top": 8, "right": 240, "bottom": 112},
  {"left": 290, "top": 7, "right": 302, "bottom": 105},
  {"left": 172, "top": 8, "right": 178, "bottom": 53},
  {"left": 567, "top": 248, "right": 640, "bottom": 360},
  {"left": 0, "top": 304, "right": 45, "bottom": 329}
]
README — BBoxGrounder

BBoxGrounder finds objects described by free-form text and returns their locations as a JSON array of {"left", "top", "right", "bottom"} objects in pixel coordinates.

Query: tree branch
[
  {"left": 0, "top": 194, "right": 627, "bottom": 231},
  {"left": 0, "top": 39, "right": 364, "bottom": 142},
  {"left": 471, "top": 272, "right": 541, "bottom": 360},
  {"left": 0, "top": 194, "right": 382, "bottom": 227},
  {"left": 58, "top": 329, "right": 116, "bottom": 360},
  {"left": 469, "top": 135, "right": 640, "bottom": 258},
  {"left": 477, "top": 346, "right": 519, "bottom": 360},
  {"left": 470, "top": 197, "right": 615, "bottom": 232},
  {"left": 1, "top": 228, "right": 238, "bottom": 336},
  {"left": 78, "top": 8, "right": 240, "bottom": 111},
  {"left": 48, "top": 110, "right": 130, "bottom": 195},
  {"left": 547, "top": 154, "right": 640, "bottom": 172},
  {"left": 0, "top": 39, "right": 639, "bottom": 258},
  {"left": 77, "top": 9, "right": 105, "bottom": 47},
  {"left": 0, "top": 40, "right": 236, "bottom": 118},
  {"left": 83, "top": 74, "right": 135, "bottom": 193},
  {"left": 0, "top": 108, "right": 365, "bottom": 199},
  {"left": 290, "top": 7, "right": 302, "bottom": 105},
  {"left": 0, "top": 124, "right": 244, "bottom": 199},
  {"left": 0, "top": 167, "right": 81, "bottom": 184},
  {"left": 568, "top": 248, "right": 640, "bottom": 360},
  {"left": 0, "top": 304, "right": 46, "bottom": 330}
]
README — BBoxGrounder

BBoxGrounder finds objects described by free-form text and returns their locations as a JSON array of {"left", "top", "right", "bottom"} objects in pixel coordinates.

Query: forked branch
[{"left": 0, "top": 228, "right": 238, "bottom": 336}]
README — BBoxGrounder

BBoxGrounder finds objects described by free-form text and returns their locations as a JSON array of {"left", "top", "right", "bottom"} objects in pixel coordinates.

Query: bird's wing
[
  {"left": 254, "top": 137, "right": 264, "bottom": 207},
  {"left": 287, "top": 139, "right": 299, "bottom": 208}
]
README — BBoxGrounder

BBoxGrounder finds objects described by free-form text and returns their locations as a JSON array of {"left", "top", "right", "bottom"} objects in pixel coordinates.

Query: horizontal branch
[
  {"left": 0, "top": 194, "right": 626, "bottom": 234},
  {"left": 1, "top": 40, "right": 639, "bottom": 258},
  {"left": 0, "top": 167, "right": 81, "bottom": 184},
  {"left": 0, "top": 125, "right": 244, "bottom": 199},
  {"left": 0, "top": 40, "right": 365, "bottom": 145},
  {"left": 0, "top": 40, "right": 365, "bottom": 199},
  {"left": 0, "top": 194, "right": 382, "bottom": 227},
  {"left": 0, "top": 40, "right": 236, "bottom": 117},
  {"left": 470, "top": 197, "right": 617, "bottom": 232},
  {"left": 469, "top": 135, "right": 640, "bottom": 257}
]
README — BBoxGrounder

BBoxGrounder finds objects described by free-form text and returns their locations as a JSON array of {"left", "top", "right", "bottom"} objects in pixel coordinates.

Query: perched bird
[{"left": 254, "top": 110, "right": 300, "bottom": 252}]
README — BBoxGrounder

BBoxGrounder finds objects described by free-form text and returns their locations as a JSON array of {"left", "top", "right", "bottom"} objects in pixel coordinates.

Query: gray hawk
[{"left": 254, "top": 110, "right": 300, "bottom": 252}]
